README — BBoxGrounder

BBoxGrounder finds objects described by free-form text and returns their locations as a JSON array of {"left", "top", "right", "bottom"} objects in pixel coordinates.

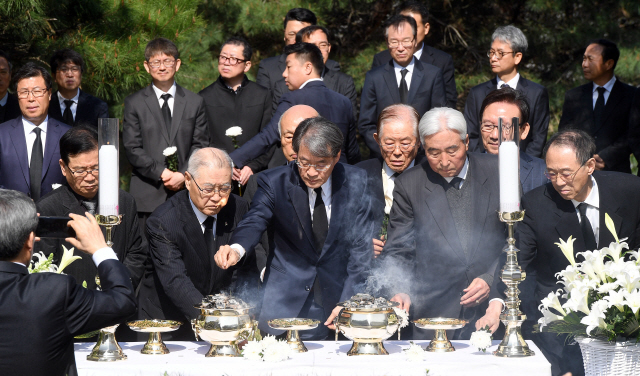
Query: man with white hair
[
  {"left": 464, "top": 25, "right": 549, "bottom": 158},
  {"left": 379, "top": 107, "right": 505, "bottom": 340},
  {"left": 137, "top": 147, "right": 256, "bottom": 340}
]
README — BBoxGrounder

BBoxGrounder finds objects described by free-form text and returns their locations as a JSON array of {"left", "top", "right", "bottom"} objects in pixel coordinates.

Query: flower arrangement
[
  {"left": 29, "top": 245, "right": 81, "bottom": 274},
  {"left": 470, "top": 325, "right": 493, "bottom": 352},
  {"left": 404, "top": 341, "right": 426, "bottom": 361},
  {"left": 241, "top": 335, "right": 292, "bottom": 362},
  {"left": 225, "top": 126, "right": 243, "bottom": 148},
  {"left": 537, "top": 213, "right": 640, "bottom": 341},
  {"left": 163, "top": 146, "right": 178, "bottom": 172}
]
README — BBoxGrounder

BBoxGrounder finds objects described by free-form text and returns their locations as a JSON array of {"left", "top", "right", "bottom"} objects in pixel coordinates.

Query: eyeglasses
[
  {"left": 487, "top": 50, "right": 515, "bottom": 59},
  {"left": 315, "top": 42, "right": 331, "bottom": 51},
  {"left": 480, "top": 122, "right": 514, "bottom": 133},
  {"left": 190, "top": 175, "right": 232, "bottom": 197},
  {"left": 218, "top": 55, "right": 247, "bottom": 66},
  {"left": 17, "top": 88, "right": 48, "bottom": 99},
  {"left": 380, "top": 142, "right": 417, "bottom": 153},
  {"left": 59, "top": 66, "right": 81, "bottom": 74},
  {"left": 69, "top": 168, "right": 99, "bottom": 178},
  {"left": 296, "top": 159, "right": 332, "bottom": 172},
  {"left": 147, "top": 58, "right": 177, "bottom": 69},
  {"left": 544, "top": 163, "right": 587, "bottom": 182},
  {"left": 388, "top": 38, "right": 415, "bottom": 49}
]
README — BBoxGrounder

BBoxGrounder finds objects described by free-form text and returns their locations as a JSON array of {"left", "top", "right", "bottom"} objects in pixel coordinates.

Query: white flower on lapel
[{"left": 52, "top": 184, "right": 62, "bottom": 190}]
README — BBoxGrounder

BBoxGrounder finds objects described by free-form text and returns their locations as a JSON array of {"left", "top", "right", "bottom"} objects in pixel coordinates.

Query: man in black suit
[
  {"left": 123, "top": 38, "right": 209, "bottom": 234},
  {"left": 0, "top": 63, "right": 71, "bottom": 200},
  {"left": 0, "top": 189, "right": 136, "bottom": 376},
  {"left": 36, "top": 126, "right": 147, "bottom": 291},
  {"left": 230, "top": 43, "right": 360, "bottom": 168},
  {"left": 477, "top": 130, "right": 640, "bottom": 376},
  {"left": 559, "top": 39, "right": 635, "bottom": 173},
  {"left": 371, "top": 1, "right": 457, "bottom": 108},
  {"left": 356, "top": 104, "right": 423, "bottom": 259},
  {"left": 199, "top": 37, "right": 273, "bottom": 190},
  {"left": 379, "top": 107, "right": 505, "bottom": 340},
  {"left": 0, "top": 51, "right": 21, "bottom": 123},
  {"left": 138, "top": 147, "right": 257, "bottom": 340},
  {"left": 464, "top": 25, "right": 549, "bottom": 158},
  {"left": 215, "top": 117, "right": 374, "bottom": 340},
  {"left": 48, "top": 49, "right": 109, "bottom": 129},
  {"left": 359, "top": 15, "right": 446, "bottom": 159},
  {"left": 628, "top": 88, "right": 640, "bottom": 173}
]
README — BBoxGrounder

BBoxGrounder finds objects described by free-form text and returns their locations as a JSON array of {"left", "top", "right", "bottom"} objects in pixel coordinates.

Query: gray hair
[
  {"left": 187, "top": 148, "right": 234, "bottom": 179},
  {"left": 492, "top": 25, "right": 528, "bottom": 54},
  {"left": 419, "top": 107, "right": 467, "bottom": 142},
  {"left": 277, "top": 113, "right": 283, "bottom": 136},
  {"left": 377, "top": 103, "right": 419, "bottom": 138},
  {"left": 0, "top": 189, "right": 38, "bottom": 260},
  {"left": 292, "top": 116, "right": 343, "bottom": 158}
]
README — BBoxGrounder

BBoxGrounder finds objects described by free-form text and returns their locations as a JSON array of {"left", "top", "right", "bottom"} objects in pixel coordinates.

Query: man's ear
[
  {"left": 514, "top": 52, "right": 523, "bottom": 66},
  {"left": 373, "top": 133, "right": 380, "bottom": 145},
  {"left": 59, "top": 159, "right": 67, "bottom": 177},
  {"left": 243, "top": 61, "right": 252, "bottom": 73},
  {"left": 519, "top": 123, "right": 530, "bottom": 141}
]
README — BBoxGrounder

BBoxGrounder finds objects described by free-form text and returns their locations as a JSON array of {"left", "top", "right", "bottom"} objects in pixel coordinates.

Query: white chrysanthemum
[
  {"left": 261, "top": 335, "right": 277, "bottom": 350},
  {"left": 470, "top": 330, "right": 492, "bottom": 352},
  {"left": 262, "top": 340, "right": 290, "bottom": 362},
  {"left": 404, "top": 342, "right": 425, "bottom": 361},
  {"left": 241, "top": 340, "right": 263, "bottom": 361},
  {"left": 51, "top": 183, "right": 62, "bottom": 190},
  {"left": 392, "top": 307, "right": 409, "bottom": 328},
  {"left": 163, "top": 146, "right": 177, "bottom": 157},
  {"left": 225, "top": 126, "right": 243, "bottom": 137}
]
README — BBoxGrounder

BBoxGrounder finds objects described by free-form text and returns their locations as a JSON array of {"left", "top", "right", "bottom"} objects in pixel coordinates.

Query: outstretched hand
[{"left": 214, "top": 245, "right": 240, "bottom": 269}]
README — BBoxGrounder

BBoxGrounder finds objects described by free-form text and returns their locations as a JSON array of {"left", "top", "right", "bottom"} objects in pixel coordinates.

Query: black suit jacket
[
  {"left": 138, "top": 190, "right": 255, "bottom": 340},
  {"left": 628, "top": 87, "right": 640, "bottom": 174},
  {"left": 380, "top": 153, "right": 505, "bottom": 339},
  {"left": 372, "top": 44, "right": 457, "bottom": 108},
  {"left": 0, "top": 259, "right": 136, "bottom": 376},
  {"left": 0, "top": 117, "right": 71, "bottom": 198},
  {"left": 559, "top": 79, "right": 635, "bottom": 173},
  {"left": 123, "top": 84, "right": 210, "bottom": 213},
  {"left": 229, "top": 81, "right": 360, "bottom": 167},
  {"left": 464, "top": 76, "right": 550, "bottom": 158},
  {"left": 48, "top": 90, "right": 109, "bottom": 129},
  {"left": 0, "top": 92, "right": 21, "bottom": 123},
  {"left": 359, "top": 59, "right": 446, "bottom": 159},
  {"left": 35, "top": 186, "right": 148, "bottom": 290},
  {"left": 199, "top": 76, "right": 273, "bottom": 173}
]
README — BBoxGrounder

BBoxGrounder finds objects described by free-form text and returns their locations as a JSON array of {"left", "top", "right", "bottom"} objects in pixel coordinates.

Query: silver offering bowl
[
  {"left": 127, "top": 320, "right": 181, "bottom": 354},
  {"left": 86, "top": 324, "right": 127, "bottom": 361},
  {"left": 334, "top": 294, "right": 401, "bottom": 356},
  {"left": 268, "top": 318, "right": 320, "bottom": 353},
  {"left": 413, "top": 317, "right": 468, "bottom": 352},
  {"left": 191, "top": 294, "right": 254, "bottom": 357}
]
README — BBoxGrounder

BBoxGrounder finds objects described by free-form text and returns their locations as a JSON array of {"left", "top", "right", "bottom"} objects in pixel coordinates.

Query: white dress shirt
[
  {"left": 308, "top": 176, "right": 332, "bottom": 223},
  {"left": 151, "top": 81, "right": 177, "bottom": 115},
  {"left": 0, "top": 92, "right": 8, "bottom": 106},
  {"left": 382, "top": 160, "right": 415, "bottom": 214},
  {"left": 443, "top": 157, "right": 469, "bottom": 187},
  {"left": 592, "top": 76, "right": 616, "bottom": 108},
  {"left": 299, "top": 78, "right": 323, "bottom": 90},
  {"left": 413, "top": 43, "right": 424, "bottom": 61},
  {"left": 58, "top": 89, "right": 80, "bottom": 121},
  {"left": 393, "top": 57, "right": 416, "bottom": 90},
  {"left": 189, "top": 196, "right": 218, "bottom": 235},
  {"left": 497, "top": 73, "right": 520, "bottom": 90},
  {"left": 571, "top": 175, "right": 600, "bottom": 244},
  {"left": 23, "top": 117, "right": 48, "bottom": 165}
]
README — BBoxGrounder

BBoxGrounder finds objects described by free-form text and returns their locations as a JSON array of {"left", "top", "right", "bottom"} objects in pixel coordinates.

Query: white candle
[
  {"left": 499, "top": 141, "right": 520, "bottom": 213},
  {"left": 99, "top": 145, "right": 119, "bottom": 216}
]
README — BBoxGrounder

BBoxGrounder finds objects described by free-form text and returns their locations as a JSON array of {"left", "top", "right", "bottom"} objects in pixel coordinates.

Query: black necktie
[
  {"left": 593, "top": 87, "right": 606, "bottom": 131},
  {"left": 29, "top": 127, "right": 43, "bottom": 201},
  {"left": 63, "top": 99, "right": 74, "bottom": 126},
  {"left": 399, "top": 69, "right": 409, "bottom": 104},
  {"left": 0, "top": 104, "right": 5, "bottom": 123},
  {"left": 500, "top": 83, "right": 509, "bottom": 89},
  {"left": 391, "top": 172, "right": 401, "bottom": 179},
  {"left": 203, "top": 216, "right": 216, "bottom": 255},
  {"left": 160, "top": 93, "right": 172, "bottom": 134},
  {"left": 312, "top": 188, "right": 328, "bottom": 254},
  {"left": 578, "top": 203, "right": 597, "bottom": 250},
  {"left": 80, "top": 200, "right": 97, "bottom": 215},
  {"left": 449, "top": 176, "right": 463, "bottom": 190}
]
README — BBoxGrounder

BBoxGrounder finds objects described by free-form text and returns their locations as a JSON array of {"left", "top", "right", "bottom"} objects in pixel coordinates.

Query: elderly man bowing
[{"left": 379, "top": 107, "right": 505, "bottom": 339}]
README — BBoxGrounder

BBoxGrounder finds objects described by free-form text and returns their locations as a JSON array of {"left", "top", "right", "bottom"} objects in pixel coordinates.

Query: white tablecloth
[{"left": 75, "top": 340, "right": 551, "bottom": 376}]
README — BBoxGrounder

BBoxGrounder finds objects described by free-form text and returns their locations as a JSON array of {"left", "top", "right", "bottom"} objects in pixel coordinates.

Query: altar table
[{"left": 75, "top": 340, "right": 551, "bottom": 376}]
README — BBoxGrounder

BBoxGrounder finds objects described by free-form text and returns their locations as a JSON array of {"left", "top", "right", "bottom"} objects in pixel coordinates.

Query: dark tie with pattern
[
  {"left": 399, "top": 69, "right": 409, "bottom": 104},
  {"left": 160, "top": 93, "right": 172, "bottom": 135},
  {"left": 578, "top": 203, "right": 597, "bottom": 250},
  {"left": 80, "top": 200, "right": 97, "bottom": 215},
  {"left": 312, "top": 187, "right": 328, "bottom": 306},
  {"left": 29, "top": 127, "right": 43, "bottom": 200},
  {"left": 500, "top": 83, "right": 509, "bottom": 89},
  {"left": 63, "top": 99, "right": 74, "bottom": 126},
  {"left": 203, "top": 216, "right": 216, "bottom": 256},
  {"left": 391, "top": 172, "right": 401, "bottom": 179},
  {"left": 593, "top": 87, "right": 606, "bottom": 131},
  {"left": 449, "top": 176, "right": 463, "bottom": 190}
]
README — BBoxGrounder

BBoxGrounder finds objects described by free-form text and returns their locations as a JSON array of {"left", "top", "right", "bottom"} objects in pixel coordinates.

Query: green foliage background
[{"left": 2, "top": 0, "right": 640, "bottom": 186}]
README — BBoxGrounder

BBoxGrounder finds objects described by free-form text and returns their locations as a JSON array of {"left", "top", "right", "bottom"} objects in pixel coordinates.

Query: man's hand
[
  {"left": 65, "top": 213, "right": 108, "bottom": 255},
  {"left": 232, "top": 167, "right": 242, "bottom": 181},
  {"left": 461, "top": 278, "right": 490, "bottom": 307},
  {"left": 390, "top": 293, "right": 411, "bottom": 311},
  {"left": 373, "top": 238, "right": 385, "bottom": 258},
  {"left": 475, "top": 300, "right": 503, "bottom": 333},
  {"left": 161, "top": 168, "right": 172, "bottom": 182},
  {"left": 214, "top": 245, "right": 240, "bottom": 269},
  {"left": 237, "top": 166, "right": 254, "bottom": 186},
  {"left": 324, "top": 306, "right": 343, "bottom": 330},
  {"left": 594, "top": 154, "right": 605, "bottom": 170},
  {"left": 164, "top": 171, "right": 185, "bottom": 191}
]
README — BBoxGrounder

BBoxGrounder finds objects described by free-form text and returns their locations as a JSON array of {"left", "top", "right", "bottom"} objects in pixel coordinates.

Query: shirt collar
[
  {"left": 57, "top": 89, "right": 80, "bottom": 103},
  {"left": 309, "top": 175, "right": 332, "bottom": 197},
  {"left": 152, "top": 81, "right": 177, "bottom": 99},
  {"left": 189, "top": 195, "right": 217, "bottom": 226},
  {"left": 393, "top": 57, "right": 415, "bottom": 72},
  {"left": 444, "top": 156, "right": 469, "bottom": 183},
  {"left": 414, "top": 43, "right": 424, "bottom": 60},
  {"left": 383, "top": 159, "right": 415, "bottom": 179},
  {"left": 299, "top": 78, "right": 323, "bottom": 90},
  {"left": 497, "top": 73, "right": 520, "bottom": 89},
  {"left": 572, "top": 175, "right": 599, "bottom": 209},
  {"left": 22, "top": 116, "right": 49, "bottom": 133},
  {"left": 0, "top": 92, "right": 8, "bottom": 106},
  {"left": 593, "top": 75, "right": 616, "bottom": 93}
]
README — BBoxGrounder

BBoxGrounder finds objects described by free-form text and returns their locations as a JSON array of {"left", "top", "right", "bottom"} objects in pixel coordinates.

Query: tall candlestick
[
  {"left": 99, "top": 144, "right": 119, "bottom": 216},
  {"left": 499, "top": 141, "right": 520, "bottom": 212}
]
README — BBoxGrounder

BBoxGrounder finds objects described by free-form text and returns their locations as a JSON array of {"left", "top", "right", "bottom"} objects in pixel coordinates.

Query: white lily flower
[
  {"left": 617, "top": 272, "right": 640, "bottom": 293},
  {"left": 225, "top": 126, "right": 243, "bottom": 137},
  {"left": 622, "top": 289, "right": 640, "bottom": 314},
  {"left": 605, "top": 290, "right": 626, "bottom": 312},
  {"left": 577, "top": 250, "right": 607, "bottom": 283},
  {"left": 555, "top": 265, "right": 580, "bottom": 285},
  {"left": 538, "top": 306, "right": 564, "bottom": 330},
  {"left": 562, "top": 283, "right": 591, "bottom": 315},
  {"left": 540, "top": 290, "right": 567, "bottom": 316},
  {"left": 162, "top": 146, "right": 177, "bottom": 157},
  {"left": 580, "top": 300, "right": 608, "bottom": 335},
  {"left": 57, "top": 245, "right": 82, "bottom": 274},
  {"left": 604, "top": 213, "right": 619, "bottom": 243},
  {"left": 555, "top": 236, "right": 577, "bottom": 267}
]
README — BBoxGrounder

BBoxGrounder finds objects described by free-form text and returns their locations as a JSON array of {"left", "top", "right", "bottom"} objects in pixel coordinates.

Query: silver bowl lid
[
  {"left": 337, "top": 293, "right": 399, "bottom": 311},
  {"left": 193, "top": 293, "right": 253, "bottom": 311}
]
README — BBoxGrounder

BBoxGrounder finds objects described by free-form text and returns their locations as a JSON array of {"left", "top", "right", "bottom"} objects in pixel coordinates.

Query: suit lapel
[
  {"left": 407, "top": 60, "right": 423, "bottom": 104},
  {"left": 548, "top": 188, "right": 586, "bottom": 255},
  {"left": 580, "top": 85, "right": 596, "bottom": 132},
  {"left": 383, "top": 62, "right": 401, "bottom": 104},
  {"left": 287, "top": 167, "right": 316, "bottom": 256},
  {"left": 320, "top": 164, "right": 347, "bottom": 259},
  {"left": 465, "top": 158, "right": 493, "bottom": 262},
  {"left": 143, "top": 85, "right": 170, "bottom": 144},
  {"left": 519, "top": 152, "right": 533, "bottom": 192},
  {"left": 209, "top": 202, "right": 235, "bottom": 292},
  {"left": 178, "top": 193, "right": 211, "bottom": 270},
  {"left": 75, "top": 90, "right": 88, "bottom": 126},
  {"left": 8, "top": 119, "right": 30, "bottom": 188},
  {"left": 49, "top": 94, "right": 64, "bottom": 123},
  {"left": 596, "top": 81, "right": 623, "bottom": 134},
  {"left": 169, "top": 85, "right": 186, "bottom": 144},
  {"left": 42, "top": 120, "right": 62, "bottom": 179},
  {"left": 595, "top": 174, "right": 622, "bottom": 246}
]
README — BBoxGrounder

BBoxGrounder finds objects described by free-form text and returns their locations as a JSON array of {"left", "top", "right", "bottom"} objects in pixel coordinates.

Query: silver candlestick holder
[{"left": 494, "top": 210, "right": 535, "bottom": 358}]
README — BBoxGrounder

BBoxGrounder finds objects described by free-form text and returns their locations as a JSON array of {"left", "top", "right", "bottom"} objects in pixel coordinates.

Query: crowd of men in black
[{"left": 1, "top": 2, "right": 640, "bottom": 376}]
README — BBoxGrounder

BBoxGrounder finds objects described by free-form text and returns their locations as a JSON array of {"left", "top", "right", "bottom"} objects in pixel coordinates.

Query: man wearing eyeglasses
[
  {"left": 0, "top": 62, "right": 71, "bottom": 200},
  {"left": 476, "top": 130, "right": 640, "bottom": 376},
  {"left": 464, "top": 25, "right": 549, "bottom": 158},
  {"left": 359, "top": 14, "right": 446, "bottom": 159},
  {"left": 47, "top": 49, "right": 108, "bottom": 129},
  {"left": 199, "top": 37, "right": 273, "bottom": 190},
  {"left": 138, "top": 147, "right": 257, "bottom": 340},
  {"left": 123, "top": 37, "right": 209, "bottom": 237}
]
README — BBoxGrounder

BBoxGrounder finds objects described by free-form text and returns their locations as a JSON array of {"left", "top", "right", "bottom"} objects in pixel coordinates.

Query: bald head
[
  {"left": 187, "top": 147, "right": 234, "bottom": 178},
  {"left": 279, "top": 105, "right": 319, "bottom": 161}
]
